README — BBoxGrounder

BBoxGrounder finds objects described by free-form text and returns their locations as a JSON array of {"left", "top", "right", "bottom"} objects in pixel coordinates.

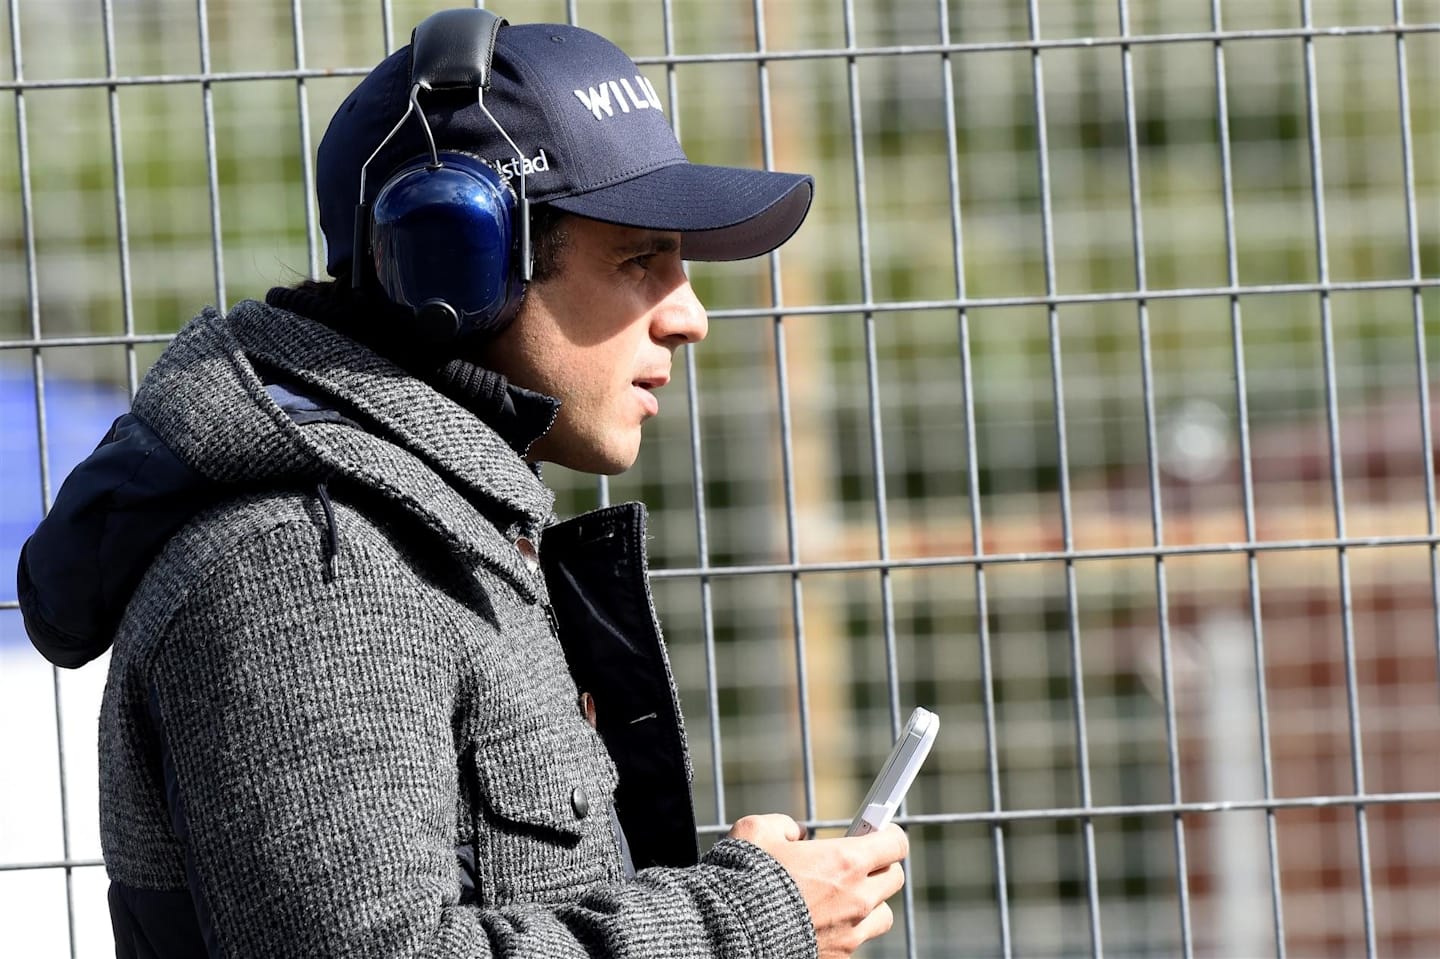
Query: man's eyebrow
[{"left": 613, "top": 233, "right": 681, "bottom": 257}]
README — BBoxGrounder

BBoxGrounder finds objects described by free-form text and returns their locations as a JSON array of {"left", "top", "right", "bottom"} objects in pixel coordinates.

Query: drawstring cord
[{"left": 316, "top": 478, "right": 340, "bottom": 582}]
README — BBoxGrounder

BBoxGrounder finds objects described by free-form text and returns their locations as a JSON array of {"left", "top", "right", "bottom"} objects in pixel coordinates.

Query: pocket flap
[{"left": 473, "top": 720, "right": 614, "bottom": 838}]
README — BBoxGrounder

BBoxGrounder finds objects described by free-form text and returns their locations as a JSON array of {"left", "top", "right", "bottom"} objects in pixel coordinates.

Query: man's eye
[{"left": 628, "top": 254, "right": 656, "bottom": 271}]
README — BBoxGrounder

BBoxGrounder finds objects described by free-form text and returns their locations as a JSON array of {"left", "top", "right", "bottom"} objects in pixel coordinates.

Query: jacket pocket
[{"left": 469, "top": 717, "right": 622, "bottom": 903}]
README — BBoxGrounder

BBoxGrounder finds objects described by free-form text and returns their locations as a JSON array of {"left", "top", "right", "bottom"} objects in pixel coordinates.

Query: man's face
[{"left": 481, "top": 215, "right": 708, "bottom": 474}]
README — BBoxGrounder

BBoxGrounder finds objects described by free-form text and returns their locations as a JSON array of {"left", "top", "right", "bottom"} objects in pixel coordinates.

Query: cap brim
[{"left": 544, "top": 163, "right": 814, "bottom": 261}]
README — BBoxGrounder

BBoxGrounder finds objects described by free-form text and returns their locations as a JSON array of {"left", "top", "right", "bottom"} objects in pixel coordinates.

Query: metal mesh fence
[{"left": 2, "top": 1, "right": 1438, "bottom": 956}]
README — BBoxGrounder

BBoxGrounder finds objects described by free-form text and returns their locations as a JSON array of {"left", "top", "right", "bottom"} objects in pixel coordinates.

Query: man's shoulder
[
  {"left": 111, "top": 487, "right": 462, "bottom": 670},
  {"left": 122, "top": 490, "right": 334, "bottom": 626}
]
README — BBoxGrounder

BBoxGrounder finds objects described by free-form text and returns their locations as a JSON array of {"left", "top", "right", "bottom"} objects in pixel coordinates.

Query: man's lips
[{"left": 633, "top": 375, "right": 668, "bottom": 417}]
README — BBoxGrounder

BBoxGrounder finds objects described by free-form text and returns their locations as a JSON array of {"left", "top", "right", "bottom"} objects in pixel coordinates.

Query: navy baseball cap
[{"left": 317, "top": 17, "right": 814, "bottom": 276}]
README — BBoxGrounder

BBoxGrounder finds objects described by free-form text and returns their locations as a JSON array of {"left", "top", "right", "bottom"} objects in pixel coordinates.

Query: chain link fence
[{"left": 3, "top": 1, "right": 1438, "bottom": 956}]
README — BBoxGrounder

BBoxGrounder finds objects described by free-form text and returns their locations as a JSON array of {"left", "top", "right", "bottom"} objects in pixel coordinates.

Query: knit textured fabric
[{"left": 98, "top": 300, "right": 817, "bottom": 957}]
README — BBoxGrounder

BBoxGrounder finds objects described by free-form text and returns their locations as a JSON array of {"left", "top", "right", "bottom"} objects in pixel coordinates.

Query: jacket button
[
  {"left": 515, "top": 536, "right": 540, "bottom": 573},
  {"left": 571, "top": 786, "right": 590, "bottom": 819}
]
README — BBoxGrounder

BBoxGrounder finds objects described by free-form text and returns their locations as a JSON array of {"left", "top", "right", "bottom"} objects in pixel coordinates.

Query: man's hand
[{"left": 728, "top": 814, "right": 908, "bottom": 958}]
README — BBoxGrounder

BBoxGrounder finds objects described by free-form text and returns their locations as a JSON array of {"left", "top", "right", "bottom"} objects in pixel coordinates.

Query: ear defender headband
[{"left": 352, "top": 9, "right": 532, "bottom": 343}]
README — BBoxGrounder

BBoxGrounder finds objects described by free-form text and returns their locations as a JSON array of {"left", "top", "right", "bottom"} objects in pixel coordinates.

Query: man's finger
[
  {"left": 861, "top": 860, "right": 906, "bottom": 906},
  {"left": 852, "top": 822, "right": 909, "bottom": 866},
  {"left": 852, "top": 900, "right": 896, "bottom": 946},
  {"left": 732, "top": 813, "right": 804, "bottom": 845}
]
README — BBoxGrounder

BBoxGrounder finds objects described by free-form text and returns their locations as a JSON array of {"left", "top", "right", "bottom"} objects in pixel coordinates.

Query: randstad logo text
[
  {"left": 491, "top": 150, "right": 551, "bottom": 179},
  {"left": 572, "top": 76, "right": 664, "bottom": 120}
]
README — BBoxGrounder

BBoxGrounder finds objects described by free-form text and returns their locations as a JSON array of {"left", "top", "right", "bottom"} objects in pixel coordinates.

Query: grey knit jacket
[{"left": 21, "top": 301, "right": 816, "bottom": 957}]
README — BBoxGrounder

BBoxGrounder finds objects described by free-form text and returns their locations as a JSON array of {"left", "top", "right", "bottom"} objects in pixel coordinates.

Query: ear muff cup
[{"left": 369, "top": 151, "right": 524, "bottom": 341}]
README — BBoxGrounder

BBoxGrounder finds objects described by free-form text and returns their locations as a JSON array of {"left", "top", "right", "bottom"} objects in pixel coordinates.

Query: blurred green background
[{"left": 3, "top": 1, "right": 1439, "bottom": 956}]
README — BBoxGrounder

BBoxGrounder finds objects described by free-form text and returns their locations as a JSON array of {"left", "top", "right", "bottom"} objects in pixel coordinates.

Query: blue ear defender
[
  {"left": 351, "top": 9, "right": 532, "bottom": 344},
  {"left": 369, "top": 151, "right": 523, "bottom": 342}
]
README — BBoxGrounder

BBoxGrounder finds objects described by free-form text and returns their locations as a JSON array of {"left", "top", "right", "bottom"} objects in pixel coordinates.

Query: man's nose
[{"left": 654, "top": 278, "right": 708, "bottom": 347}]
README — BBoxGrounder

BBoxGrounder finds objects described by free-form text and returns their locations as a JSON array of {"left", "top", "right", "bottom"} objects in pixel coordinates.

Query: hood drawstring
[{"left": 316, "top": 478, "right": 340, "bottom": 582}]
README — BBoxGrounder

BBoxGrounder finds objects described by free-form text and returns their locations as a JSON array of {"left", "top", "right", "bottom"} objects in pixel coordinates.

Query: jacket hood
[{"left": 18, "top": 300, "right": 558, "bottom": 668}]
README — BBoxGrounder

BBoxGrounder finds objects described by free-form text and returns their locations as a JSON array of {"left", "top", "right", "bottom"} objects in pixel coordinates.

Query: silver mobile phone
[{"left": 846, "top": 707, "right": 939, "bottom": 837}]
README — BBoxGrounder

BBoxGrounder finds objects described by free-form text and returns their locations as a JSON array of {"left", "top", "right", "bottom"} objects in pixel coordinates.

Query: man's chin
[
  {"left": 548, "top": 456, "right": 635, "bottom": 476},
  {"left": 527, "top": 435, "right": 640, "bottom": 475}
]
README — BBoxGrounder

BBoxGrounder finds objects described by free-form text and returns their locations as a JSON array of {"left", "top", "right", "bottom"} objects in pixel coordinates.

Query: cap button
[{"left": 571, "top": 785, "right": 590, "bottom": 819}]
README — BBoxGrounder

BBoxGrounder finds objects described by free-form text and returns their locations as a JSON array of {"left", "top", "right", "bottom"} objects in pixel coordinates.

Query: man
[{"left": 17, "top": 9, "right": 907, "bottom": 958}]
